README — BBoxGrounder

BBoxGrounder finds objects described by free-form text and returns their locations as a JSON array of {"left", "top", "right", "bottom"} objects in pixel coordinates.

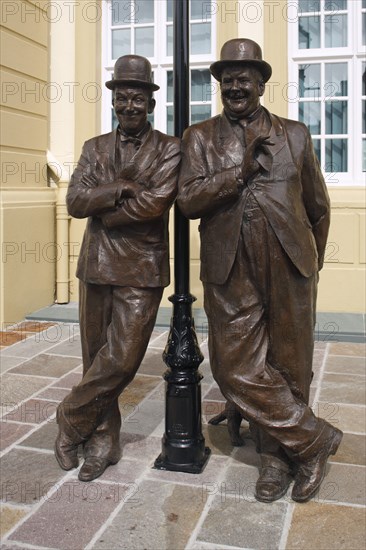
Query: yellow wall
[{"left": 0, "top": 0, "right": 55, "bottom": 325}]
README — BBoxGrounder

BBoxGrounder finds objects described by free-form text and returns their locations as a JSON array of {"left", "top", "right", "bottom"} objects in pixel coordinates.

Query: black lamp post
[{"left": 154, "top": 0, "right": 211, "bottom": 473}]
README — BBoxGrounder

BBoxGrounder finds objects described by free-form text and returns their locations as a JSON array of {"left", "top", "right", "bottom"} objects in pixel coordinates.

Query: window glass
[
  {"left": 135, "top": 27, "right": 154, "bottom": 57},
  {"left": 167, "top": 25, "right": 173, "bottom": 56},
  {"left": 324, "top": 14, "right": 347, "bottom": 47},
  {"left": 191, "top": 70, "right": 211, "bottom": 101},
  {"left": 191, "top": 0, "right": 208, "bottom": 20},
  {"left": 325, "top": 63, "right": 348, "bottom": 96},
  {"left": 191, "top": 23, "right": 211, "bottom": 54},
  {"left": 167, "top": 71, "right": 173, "bottom": 102},
  {"left": 135, "top": 0, "right": 154, "bottom": 23},
  {"left": 298, "top": 0, "right": 320, "bottom": 13},
  {"left": 299, "top": 16, "right": 320, "bottom": 49},
  {"left": 299, "top": 102, "right": 321, "bottom": 134},
  {"left": 112, "top": 29, "right": 131, "bottom": 59},
  {"left": 167, "top": 105, "right": 173, "bottom": 135},
  {"left": 191, "top": 104, "right": 211, "bottom": 125},
  {"left": 325, "top": 101, "right": 348, "bottom": 134},
  {"left": 325, "top": 139, "right": 348, "bottom": 172},
  {"left": 299, "top": 64, "right": 320, "bottom": 98},
  {"left": 112, "top": 0, "right": 132, "bottom": 25}
]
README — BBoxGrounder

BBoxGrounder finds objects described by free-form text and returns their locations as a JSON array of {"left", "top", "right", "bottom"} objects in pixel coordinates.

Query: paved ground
[{"left": 0, "top": 321, "right": 365, "bottom": 550}]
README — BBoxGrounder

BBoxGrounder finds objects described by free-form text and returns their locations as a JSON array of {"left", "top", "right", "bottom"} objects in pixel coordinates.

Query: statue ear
[
  {"left": 148, "top": 98, "right": 156, "bottom": 114},
  {"left": 258, "top": 81, "right": 265, "bottom": 97}
]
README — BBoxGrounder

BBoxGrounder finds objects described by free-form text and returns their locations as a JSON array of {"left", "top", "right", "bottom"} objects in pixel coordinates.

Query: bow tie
[{"left": 120, "top": 134, "right": 142, "bottom": 147}]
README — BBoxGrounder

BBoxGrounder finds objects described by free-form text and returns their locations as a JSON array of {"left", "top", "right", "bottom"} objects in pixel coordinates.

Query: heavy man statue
[
  {"left": 54, "top": 55, "right": 180, "bottom": 481},
  {"left": 178, "top": 39, "right": 342, "bottom": 503}
]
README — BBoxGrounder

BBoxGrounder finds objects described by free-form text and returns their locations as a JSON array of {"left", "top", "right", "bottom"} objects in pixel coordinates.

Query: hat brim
[
  {"left": 210, "top": 60, "right": 272, "bottom": 83},
  {"left": 105, "top": 78, "right": 160, "bottom": 91}
]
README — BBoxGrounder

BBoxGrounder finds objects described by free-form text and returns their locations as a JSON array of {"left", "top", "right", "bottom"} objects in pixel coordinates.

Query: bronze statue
[
  {"left": 177, "top": 39, "right": 342, "bottom": 503},
  {"left": 54, "top": 55, "right": 180, "bottom": 481}
]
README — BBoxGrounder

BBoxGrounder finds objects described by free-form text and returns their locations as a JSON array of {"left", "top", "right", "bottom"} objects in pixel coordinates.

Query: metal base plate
[{"left": 153, "top": 447, "right": 211, "bottom": 474}]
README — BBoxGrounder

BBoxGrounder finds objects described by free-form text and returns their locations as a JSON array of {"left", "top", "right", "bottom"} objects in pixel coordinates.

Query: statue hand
[{"left": 241, "top": 134, "right": 274, "bottom": 182}]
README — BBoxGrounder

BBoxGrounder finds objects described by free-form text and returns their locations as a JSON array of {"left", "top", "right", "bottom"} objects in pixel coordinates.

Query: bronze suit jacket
[
  {"left": 178, "top": 109, "right": 330, "bottom": 284},
  {"left": 67, "top": 126, "right": 180, "bottom": 287}
]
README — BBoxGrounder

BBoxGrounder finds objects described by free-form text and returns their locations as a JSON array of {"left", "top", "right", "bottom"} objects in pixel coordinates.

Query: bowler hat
[
  {"left": 210, "top": 39, "right": 272, "bottom": 83},
  {"left": 105, "top": 55, "right": 159, "bottom": 91}
]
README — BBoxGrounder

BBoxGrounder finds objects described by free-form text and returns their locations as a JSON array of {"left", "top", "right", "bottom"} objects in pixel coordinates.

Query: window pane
[
  {"left": 363, "top": 13, "right": 366, "bottom": 46},
  {"left": 363, "top": 62, "right": 366, "bottom": 95},
  {"left": 325, "top": 100, "right": 348, "bottom": 136},
  {"left": 363, "top": 139, "right": 366, "bottom": 172},
  {"left": 324, "top": 0, "right": 347, "bottom": 10},
  {"left": 299, "top": 64, "right": 320, "bottom": 98},
  {"left": 135, "top": 27, "right": 154, "bottom": 57},
  {"left": 191, "top": 23, "right": 211, "bottom": 54},
  {"left": 325, "top": 101, "right": 348, "bottom": 134},
  {"left": 112, "top": 0, "right": 134, "bottom": 25},
  {"left": 363, "top": 101, "right": 366, "bottom": 134},
  {"left": 312, "top": 138, "right": 321, "bottom": 163},
  {"left": 167, "top": 71, "right": 173, "bottom": 102},
  {"left": 167, "top": 0, "right": 173, "bottom": 21},
  {"left": 363, "top": 0, "right": 366, "bottom": 8},
  {"left": 191, "top": 104, "right": 211, "bottom": 125},
  {"left": 325, "top": 14, "right": 347, "bottom": 47},
  {"left": 167, "top": 25, "right": 173, "bottom": 56},
  {"left": 325, "top": 63, "right": 348, "bottom": 97},
  {"left": 299, "top": 102, "right": 321, "bottom": 134},
  {"left": 298, "top": 1, "right": 320, "bottom": 13},
  {"left": 299, "top": 16, "right": 320, "bottom": 49},
  {"left": 112, "top": 28, "right": 131, "bottom": 59},
  {"left": 325, "top": 139, "right": 348, "bottom": 171},
  {"left": 112, "top": 108, "right": 118, "bottom": 130},
  {"left": 167, "top": 106, "right": 173, "bottom": 135},
  {"left": 191, "top": 70, "right": 211, "bottom": 101},
  {"left": 191, "top": 0, "right": 209, "bottom": 20},
  {"left": 135, "top": 0, "right": 154, "bottom": 24}
]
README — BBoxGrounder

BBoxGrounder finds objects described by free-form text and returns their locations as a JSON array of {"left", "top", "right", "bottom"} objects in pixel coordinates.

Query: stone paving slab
[
  {"left": 0, "top": 325, "right": 365, "bottom": 550},
  {"left": 7, "top": 354, "right": 81, "bottom": 378},
  {"left": 91, "top": 479, "right": 208, "bottom": 550},
  {"left": 0, "top": 448, "right": 67, "bottom": 505},
  {"left": 197, "top": 496, "right": 288, "bottom": 549},
  {"left": 0, "top": 422, "right": 34, "bottom": 452},
  {"left": 319, "top": 373, "right": 366, "bottom": 404},
  {"left": 0, "top": 374, "right": 54, "bottom": 407},
  {"left": 8, "top": 481, "right": 126, "bottom": 549},
  {"left": 286, "top": 501, "right": 366, "bottom": 549}
]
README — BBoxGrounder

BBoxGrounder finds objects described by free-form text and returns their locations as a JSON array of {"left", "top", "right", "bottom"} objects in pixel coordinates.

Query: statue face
[
  {"left": 220, "top": 65, "right": 265, "bottom": 119},
  {"left": 113, "top": 85, "right": 155, "bottom": 135}
]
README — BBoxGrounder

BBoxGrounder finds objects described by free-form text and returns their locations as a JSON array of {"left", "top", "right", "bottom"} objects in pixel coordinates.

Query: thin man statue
[
  {"left": 54, "top": 55, "right": 180, "bottom": 482},
  {"left": 178, "top": 39, "right": 342, "bottom": 503}
]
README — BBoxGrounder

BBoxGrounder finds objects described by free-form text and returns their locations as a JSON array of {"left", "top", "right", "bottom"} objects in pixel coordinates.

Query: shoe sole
[{"left": 292, "top": 429, "right": 343, "bottom": 503}]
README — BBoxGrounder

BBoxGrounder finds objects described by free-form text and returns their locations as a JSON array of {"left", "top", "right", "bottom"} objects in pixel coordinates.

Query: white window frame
[
  {"left": 288, "top": 0, "right": 365, "bottom": 186},
  {"left": 101, "top": 0, "right": 217, "bottom": 135}
]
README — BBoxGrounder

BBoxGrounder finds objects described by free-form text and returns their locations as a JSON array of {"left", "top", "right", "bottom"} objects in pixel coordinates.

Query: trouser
[
  {"left": 203, "top": 191, "right": 326, "bottom": 462},
  {"left": 58, "top": 282, "right": 163, "bottom": 457}
]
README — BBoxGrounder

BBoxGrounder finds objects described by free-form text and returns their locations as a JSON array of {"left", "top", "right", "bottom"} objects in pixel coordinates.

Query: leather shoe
[
  {"left": 292, "top": 427, "right": 343, "bottom": 503},
  {"left": 255, "top": 466, "right": 292, "bottom": 503},
  {"left": 78, "top": 456, "right": 118, "bottom": 482},
  {"left": 54, "top": 430, "right": 79, "bottom": 471}
]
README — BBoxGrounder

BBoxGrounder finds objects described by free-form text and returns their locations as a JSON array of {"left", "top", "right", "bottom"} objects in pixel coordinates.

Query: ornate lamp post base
[{"left": 154, "top": 294, "right": 211, "bottom": 473}]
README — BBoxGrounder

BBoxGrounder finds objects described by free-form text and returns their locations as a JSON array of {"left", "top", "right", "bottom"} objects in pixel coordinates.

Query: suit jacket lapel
[{"left": 218, "top": 113, "right": 244, "bottom": 168}]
